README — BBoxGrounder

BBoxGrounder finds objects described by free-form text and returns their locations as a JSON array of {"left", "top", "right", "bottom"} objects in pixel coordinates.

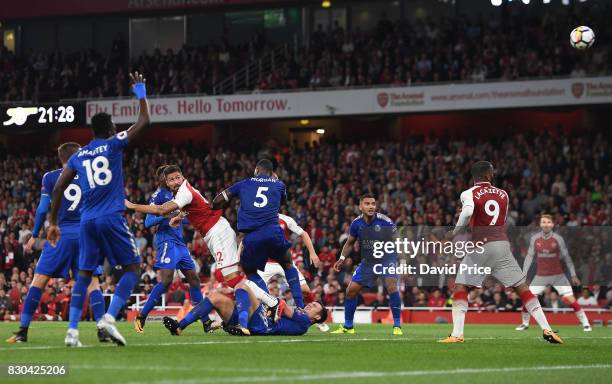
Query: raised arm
[
  {"left": 125, "top": 72, "right": 150, "bottom": 143},
  {"left": 212, "top": 189, "right": 234, "bottom": 210},
  {"left": 301, "top": 231, "right": 320, "bottom": 268},
  {"left": 47, "top": 168, "right": 77, "bottom": 246}
]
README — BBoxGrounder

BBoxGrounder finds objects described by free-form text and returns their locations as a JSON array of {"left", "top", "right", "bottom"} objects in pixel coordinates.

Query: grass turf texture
[{"left": 0, "top": 322, "right": 610, "bottom": 384}]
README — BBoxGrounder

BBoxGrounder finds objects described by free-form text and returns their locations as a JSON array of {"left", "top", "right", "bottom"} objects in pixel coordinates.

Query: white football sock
[
  {"left": 451, "top": 299, "right": 468, "bottom": 337},
  {"left": 521, "top": 310, "right": 530, "bottom": 326},
  {"left": 575, "top": 309, "right": 590, "bottom": 327},
  {"left": 524, "top": 298, "right": 551, "bottom": 331},
  {"left": 243, "top": 280, "right": 279, "bottom": 307}
]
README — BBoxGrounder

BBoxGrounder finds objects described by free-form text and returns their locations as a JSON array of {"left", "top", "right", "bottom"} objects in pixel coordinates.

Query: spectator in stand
[
  {"left": 577, "top": 288, "right": 599, "bottom": 307},
  {"left": 427, "top": 289, "right": 446, "bottom": 308}
]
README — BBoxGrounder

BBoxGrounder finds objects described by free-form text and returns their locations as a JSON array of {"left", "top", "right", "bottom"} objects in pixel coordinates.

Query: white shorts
[
  {"left": 529, "top": 274, "right": 573, "bottom": 297},
  {"left": 258, "top": 262, "right": 307, "bottom": 287},
  {"left": 455, "top": 241, "right": 526, "bottom": 288},
  {"left": 204, "top": 217, "right": 239, "bottom": 276}
]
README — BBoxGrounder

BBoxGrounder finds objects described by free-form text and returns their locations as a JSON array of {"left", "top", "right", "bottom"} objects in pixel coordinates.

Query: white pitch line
[
  {"left": 0, "top": 335, "right": 610, "bottom": 352},
  {"left": 72, "top": 364, "right": 310, "bottom": 374},
  {"left": 124, "top": 364, "right": 612, "bottom": 384}
]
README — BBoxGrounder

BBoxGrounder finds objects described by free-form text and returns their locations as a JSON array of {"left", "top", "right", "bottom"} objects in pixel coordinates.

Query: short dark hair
[
  {"left": 471, "top": 161, "right": 494, "bottom": 178},
  {"left": 360, "top": 193, "right": 376, "bottom": 202},
  {"left": 314, "top": 302, "right": 328, "bottom": 324},
  {"left": 57, "top": 142, "right": 80, "bottom": 163},
  {"left": 90, "top": 112, "right": 114, "bottom": 137},
  {"left": 163, "top": 165, "right": 182, "bottom": 178},
  {"left": 155, "top": 165, "right": 169, "bottom": 179},
  {"left": 256, "top": 158, "right": 274, "bottom": 173}
]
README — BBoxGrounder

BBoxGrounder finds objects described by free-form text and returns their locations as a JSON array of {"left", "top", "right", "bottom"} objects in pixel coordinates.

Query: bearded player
[
  {"left": 516, "top": 214, "right": 591, "bottom": 332},
  {"left": 133, "top": 165, "right": 219, "bottom": 334},
  {"left": 331, "top": 194, "right": 403, "bottom": 335},
  {"left": 439, "top": 161, "right": 563, "bottom": 344}
]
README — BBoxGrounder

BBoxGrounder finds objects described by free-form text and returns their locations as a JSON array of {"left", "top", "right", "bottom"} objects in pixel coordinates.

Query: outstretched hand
[{"left": 129, "top": 72, "right": 147, "bottom": 99}]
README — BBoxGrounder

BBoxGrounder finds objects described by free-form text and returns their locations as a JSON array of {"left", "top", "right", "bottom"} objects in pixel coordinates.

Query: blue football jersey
[
  {"left": 149, "top": 186, "right": 185, "bottom": 247},
  {"left": 349, "top": 212, "right": 397, "bottom": 263},
  {"left": 268, "top": 309, "right": 311, "bottom": 335},
  {"left": 228, "top": 176, "right": 286, "bottom": 232},
  {"left": 66, "top": 132, "right": 128, "bottom": 221},
  {"left": 42, "top": 168, "right": 81, "bottom": 234}
]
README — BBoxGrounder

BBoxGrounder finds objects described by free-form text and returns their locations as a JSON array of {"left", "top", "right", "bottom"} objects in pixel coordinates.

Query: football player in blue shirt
[
  {"left": 331, "top": 194, "right": 403, "bottom": 335},
  {"left": 133, "top": 165, "right": 218, "bottom": 334},
  {"left": 162, "top": 280, "right": 327, "bottom": 337},
  {"left": 48, "top": 72, "right": 150, "bottom": 347},
  {"left": 212, "top": 159, "right": 305, "bottom": 310},
  {"left": 6, "top": 143, "right": 109, "bottom": 344}
]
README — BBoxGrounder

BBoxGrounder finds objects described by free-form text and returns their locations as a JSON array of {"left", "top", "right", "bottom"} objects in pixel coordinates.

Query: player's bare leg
[
  {"left": 7, "top": 273, "right": 50, "bottom": 343},
  {"left": 514, "top": 284, "right": 563, "bottom": 344},
  {"left": 562, "top": 294, "right": 591, "bottom": 331},
  {"left": 438, "top": 284, "right": 467, "bottom": 343},
  {"left": 331, "top": 281, "right": 362, "bottom": 334},
  {"left": 135, "top": 268, "right": 173, "bottom": 334},
  {"left": 385, "top": 277, "right": 403, "bottom": 335}
]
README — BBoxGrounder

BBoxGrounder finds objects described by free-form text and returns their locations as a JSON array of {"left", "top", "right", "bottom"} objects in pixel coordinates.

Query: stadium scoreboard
[{"left": 1, "top": 102, "right": 86, "bottom": 129}]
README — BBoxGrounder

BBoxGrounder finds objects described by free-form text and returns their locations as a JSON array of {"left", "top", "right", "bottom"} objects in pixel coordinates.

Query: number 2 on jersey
[
  {"left": 83, "top": 156, "right": 112, "bottom": 188},
  {"left": 254, "top": 186, "right": 269, "bottom": 208},
  {"left": 484, "top": 199, "right": 500, "bottom": 225}
]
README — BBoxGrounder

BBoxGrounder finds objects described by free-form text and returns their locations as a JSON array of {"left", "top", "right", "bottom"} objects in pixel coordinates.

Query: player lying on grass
[
  {"left": 7, "top": 143, "right": 109, "bottom": 344},
  {"left": 162, "top": 279, "right": 328, "bottom": 336},
  {"left": 133, "top": 165, "right": 219, "bottom": 335},
  {"left": 516, "top": 214, "right": 591, "bottom": 332}
]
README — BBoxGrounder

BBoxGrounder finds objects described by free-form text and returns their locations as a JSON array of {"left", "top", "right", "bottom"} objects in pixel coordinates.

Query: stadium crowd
[
  {"left": 0, "top": 130, "right": 610, "bottom": 322},
  {"left": 2, "top": 4, "right": 611, "bottom": 102}
]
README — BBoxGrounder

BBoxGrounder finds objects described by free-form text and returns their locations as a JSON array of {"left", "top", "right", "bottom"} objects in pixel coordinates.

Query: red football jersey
[
  {"left": 171, "top": 180, "right": 222, "bottom": 236},
  {"left": 526, "top": 232, "right": 573, "bottom": 277},
  {"left": 460, "top": 181, "right": 509, "bottom": 242}
]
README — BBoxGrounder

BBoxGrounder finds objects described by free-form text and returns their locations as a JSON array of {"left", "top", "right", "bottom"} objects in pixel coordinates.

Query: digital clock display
[{"left": 1, "top": 103, "right": 84, "bottom": 128}]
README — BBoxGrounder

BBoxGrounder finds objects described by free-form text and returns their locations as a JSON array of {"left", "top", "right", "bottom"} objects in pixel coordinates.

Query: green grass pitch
[{"left": 0, "top": 322, "right": 610, "bottom": 384}]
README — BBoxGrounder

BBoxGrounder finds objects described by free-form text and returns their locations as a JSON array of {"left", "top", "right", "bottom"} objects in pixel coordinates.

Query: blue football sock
[
  {"left": 189, "top": 285, "right": 210, "bottom": 323},
  {"left": 69, "top": 275, "right": 92, "bottom": 330},
  {"left": 247, "top": 273, "right": 269, "bottom": 293},
  {"left": 179, "top": 297, "right": 214, "bottom": 330},
  {"left": 107, "top": 271, "right": 138, "bottom": 319},
  {"left": 284, "top": 266, "right": 304, "bottom": 308},
  {"left": 140, "top": 282, "right": 167, "bottom": 318},
  {"left": 344, "top": 297, "right": 358, "bottom": 329},
  {"left": 89, "top": 289, "right": 106, "bottom": 322},
  {"left": 20, "top": 286, "right": 42, "bottom": 328},
  {"left": 389, "top": 291, "right": 401, "bottom": 327},
  {"left": 235, "top": 288, "right": 250, "bottom": 328}
]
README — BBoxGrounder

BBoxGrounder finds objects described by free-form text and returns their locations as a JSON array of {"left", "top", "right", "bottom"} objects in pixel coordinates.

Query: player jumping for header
[
  {"left": 211, "top": 159, "right": 306, "bottom": 309},
  {"left": 516, "top": 214, "right": 591, "bottom": 332},
  {"left": 7, "top": 143, "right": 109, "bottom": 344},
  {"left": 331, "top": 194, "right": 403, "bottom": 335},
  {"left": 439, "top": 161, "right": 563, "bottom": 344},
  {"left": 132, "top": 165, "right": 220, "bottom": 335},
  {"left": 49, "top": 72, "right": 150, "bottom": 347}
]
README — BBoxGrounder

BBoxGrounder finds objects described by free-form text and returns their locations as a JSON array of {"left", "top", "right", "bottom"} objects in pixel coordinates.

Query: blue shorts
[
  {"left": 227, "top": 304, "right": 270, "bottom": 335},
  {"left": 352, "top": 260, "right": 399, "bottom": 288},
  {"left": 35, "top": 234, "right": 103, "bottom": 278},
  {"left": 79, "top": 213, "right": 141, "bottom": 271},
  {"left": 154, "top": 241, "right": 195, "bottom": 271},
  {"left": 241, "top": 225, "right": 291, "bottom": 272}
]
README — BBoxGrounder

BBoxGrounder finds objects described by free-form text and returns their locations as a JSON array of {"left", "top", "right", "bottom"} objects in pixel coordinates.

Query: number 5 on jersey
[
  {"left": 254, "top": 187, "right": 269, "bottom": 208},
  {"left": 83, "top": 156, "right": 112, "bottom": 188}
]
